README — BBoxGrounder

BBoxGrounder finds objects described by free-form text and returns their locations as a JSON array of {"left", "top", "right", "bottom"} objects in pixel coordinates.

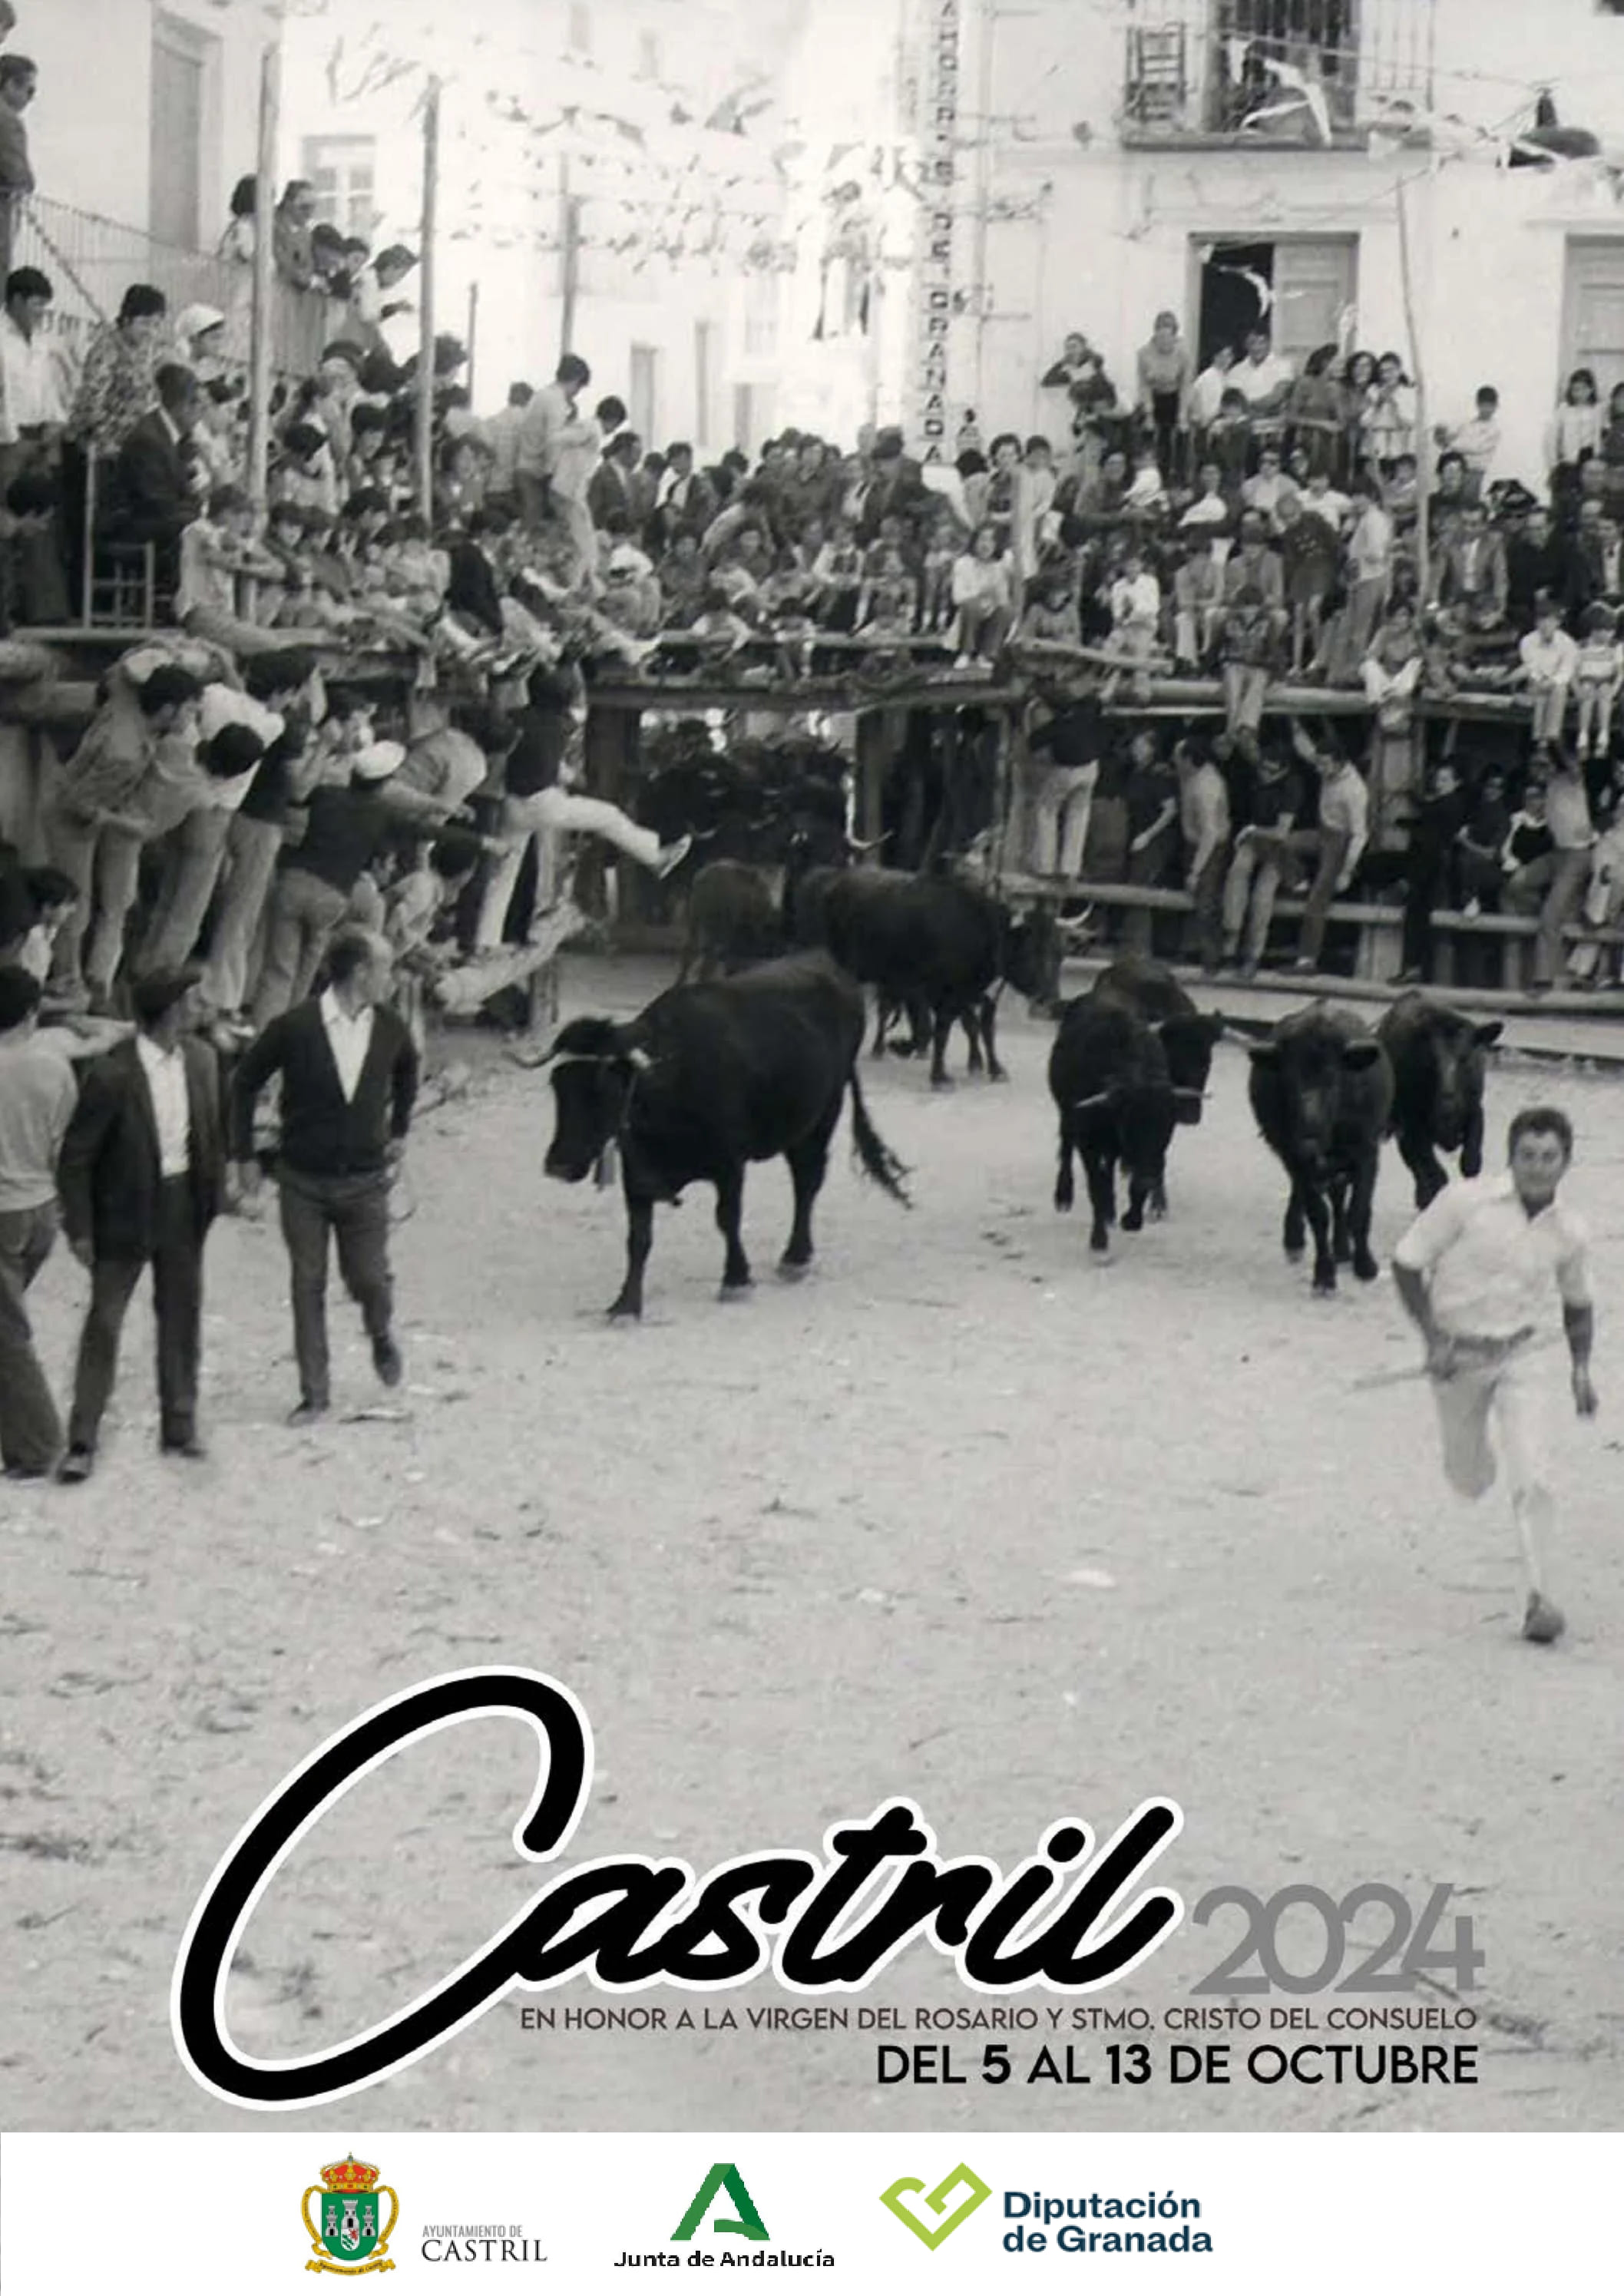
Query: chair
[{"left": 81, "top": 450, "right": 157, "bottom": 631}]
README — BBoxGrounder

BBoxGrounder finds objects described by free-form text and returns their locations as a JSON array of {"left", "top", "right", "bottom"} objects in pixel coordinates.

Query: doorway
[{"left": 1195, "top": 233, "right": 1358, "bottom": 370}]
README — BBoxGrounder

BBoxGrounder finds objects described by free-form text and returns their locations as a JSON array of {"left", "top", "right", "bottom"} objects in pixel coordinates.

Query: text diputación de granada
[{"left": 1003, "top": 2192, "right": 1212, "bottom": 2257}]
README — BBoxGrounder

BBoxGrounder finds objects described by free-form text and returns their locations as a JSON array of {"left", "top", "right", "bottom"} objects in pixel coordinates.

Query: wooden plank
[{"left": 428, "top": 900, "right": 587, "bottom": 1016}]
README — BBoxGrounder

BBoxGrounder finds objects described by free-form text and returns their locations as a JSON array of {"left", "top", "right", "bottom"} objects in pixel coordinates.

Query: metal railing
[
  {"left": 1123, "top": 0, "right": 1434, "bottom": 141},
  {"left": 7, "top": 192, "right": 331, "bottom": 379}
]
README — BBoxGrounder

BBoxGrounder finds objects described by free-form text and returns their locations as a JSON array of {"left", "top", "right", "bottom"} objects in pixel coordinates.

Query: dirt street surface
[{"left": 3, "top": 955, "right": 1620, "bottom": 2135}]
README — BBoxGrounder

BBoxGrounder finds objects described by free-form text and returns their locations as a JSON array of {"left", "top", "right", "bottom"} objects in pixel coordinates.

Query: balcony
[
  {"left": 1121, "top": 0, "right": 1434, "bottom": 148},
  {"left": 11, "top": 195, "right": 331, "bottom": 380}
]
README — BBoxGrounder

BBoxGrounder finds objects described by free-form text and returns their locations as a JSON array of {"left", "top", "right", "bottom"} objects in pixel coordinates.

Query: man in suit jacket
[
  {"left": 106, "top": 362, "right": 201, "bottom": 562},
  {"left": 230, "top": 925, "right": 418, "bottom": 1425},
  {"left": 55, "top": 966, "right": 223, "bottom": 1480},
  {"left": 1431, "top": 501, "right": 1509, "bottom": 634}
]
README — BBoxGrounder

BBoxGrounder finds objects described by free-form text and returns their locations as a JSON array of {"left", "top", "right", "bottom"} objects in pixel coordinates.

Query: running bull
[
  {"left": 1049, "top": 994, "right": 1206, "bottom": 1252},
  {"left": 1245, "top": 1001, "right": 1394, "bottom": 1295},
  {"left": 541, "top": 951, "right": 910, "bottom": 1318},
  {"left": 818, "top": 868, "right": 1063, "bottom": 1087},
  {"left": 1376, "top": 990, "right": 1503, "bottom": 1209}
]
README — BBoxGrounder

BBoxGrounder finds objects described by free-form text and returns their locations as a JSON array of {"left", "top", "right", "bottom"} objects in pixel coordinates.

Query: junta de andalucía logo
[
  {"left": 672, "top": 2163, "right": 771, "bottom": 2244},
  {"left": 301, "top": 2154, "right": 400, "bottom": 2276}
]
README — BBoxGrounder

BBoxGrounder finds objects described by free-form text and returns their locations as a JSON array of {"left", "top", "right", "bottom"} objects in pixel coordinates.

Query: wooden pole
[
  {"left": 560, "top": 151, "right": 580, "bottom": 362},
  {"left": 1394, "top": 171, "right": 1429, "bottom": 604},
  {"left": 416, "top": 77, "right": 441, "bottom": 521},
  {"left": 246, "top": 41, "right": 279, "bottom": 513}
]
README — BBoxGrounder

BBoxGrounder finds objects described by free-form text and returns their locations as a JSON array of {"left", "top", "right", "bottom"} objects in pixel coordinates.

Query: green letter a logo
[{"left": 671, "top": 2163, "right": 770, "bottom": 2243}]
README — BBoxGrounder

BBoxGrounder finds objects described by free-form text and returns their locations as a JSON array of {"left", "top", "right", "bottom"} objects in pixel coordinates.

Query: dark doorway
[{"left": 1197, "top": 241, "right": 1275, "bottom": 370}]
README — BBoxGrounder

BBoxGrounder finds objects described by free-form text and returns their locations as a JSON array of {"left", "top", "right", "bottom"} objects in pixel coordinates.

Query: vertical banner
[{"left": 909, "top": 0, "right": 961, "bottom": 462}]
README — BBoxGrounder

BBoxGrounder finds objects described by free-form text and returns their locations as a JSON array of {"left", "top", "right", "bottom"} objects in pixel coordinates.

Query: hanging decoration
[{"left": 908, "top": 0, "right": 963, "bottom": 464}]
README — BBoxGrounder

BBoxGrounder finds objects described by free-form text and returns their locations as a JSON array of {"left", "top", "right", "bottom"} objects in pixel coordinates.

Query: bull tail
[{"left": 846, "top": 1064, "right": 911, "bottom": 1204}]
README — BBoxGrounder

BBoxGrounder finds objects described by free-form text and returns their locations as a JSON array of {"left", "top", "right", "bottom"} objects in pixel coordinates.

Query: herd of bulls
[{"left": 539, "top": 852, "right": 1504, "bottom": 1317}]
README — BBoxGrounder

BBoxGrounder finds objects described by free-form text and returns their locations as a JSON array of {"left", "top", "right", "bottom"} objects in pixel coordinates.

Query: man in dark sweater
[{"left": 231, "top": 927, "right": 418, "bottom": 1425}]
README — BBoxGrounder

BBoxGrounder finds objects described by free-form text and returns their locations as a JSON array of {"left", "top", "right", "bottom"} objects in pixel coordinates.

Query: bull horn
[
  {"left": 505, "top": 1039, "right": 561, "bottom": 1070},
  {"left": 1070, "top": 1090, "right": 1116, "bottom": 1112},
  {"left": 625, "top": 1045, "right": 653, "bottom": 1072}
]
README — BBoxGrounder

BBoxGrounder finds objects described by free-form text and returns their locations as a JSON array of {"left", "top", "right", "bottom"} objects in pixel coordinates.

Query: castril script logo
[
  {"left": 301, "top": 2155, "right": 400, "bottom": 2276},
  {"left": 672, "top": 2163, "right": 770, "bottom": 2245},
  {"left": 880, "top": 2163, "right": 992, "bottom": 2251},
  {"left": 174, "top": 1668, "right": 1183, "bottom": 2112}
]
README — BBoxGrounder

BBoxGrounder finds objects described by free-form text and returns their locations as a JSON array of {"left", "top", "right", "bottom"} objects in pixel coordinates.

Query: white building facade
[
  {"left": 280, "top": 0, "right": 812, "bottom": 449},
  {"left": 11, "top": 0, "right": 276, "bottom": 365},
  {"left": 891, "top": 0, "right": 1624, "bottom": 486}
]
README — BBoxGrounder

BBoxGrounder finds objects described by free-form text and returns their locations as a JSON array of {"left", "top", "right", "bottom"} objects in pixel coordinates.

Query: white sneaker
[
  {"left": 1462, "top": 896, "right": 1480, "bottom": 919},
  {"left": 657, "top": 833, "right": 693, "bottom": 880}
]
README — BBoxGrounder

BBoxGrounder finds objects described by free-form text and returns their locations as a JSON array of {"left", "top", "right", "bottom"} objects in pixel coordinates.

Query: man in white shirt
[
  {"left": 0, "top": 961, "right": 77, "bottom": 1478},
  {"left": 231, "top": 928, "right": 418, "bottom": 1424},
  {"left": 514, "top": 353, "right": 590, "bottom": 531},
  {"left": 56, "top": 967, "right": 225, "bottom": 1480},
  {"left": 1393, "top": 1106, "right": 1597, "bottom": 1644},
  {"left": 0, "top": 263, "right": 66, "bottom": 445},
  {"left": 1232, "top": 327, "right": 1294, "bottom": 419}
]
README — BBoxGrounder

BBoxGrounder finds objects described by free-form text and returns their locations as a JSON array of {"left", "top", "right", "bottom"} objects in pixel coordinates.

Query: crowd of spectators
[{"left": 5, "top": 261, "right": 1624, "bottom": 1016}]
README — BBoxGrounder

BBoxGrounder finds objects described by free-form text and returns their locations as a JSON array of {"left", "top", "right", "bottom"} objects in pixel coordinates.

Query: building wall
[
  {"left": 24, "top": 0, "right": 273, "bottom": 243},
  {"left": 279, "top": 0, "right": 804, "bottom": 441},
  {"left": 911, "top": 0, "right": 1624, "bottom": 488}
]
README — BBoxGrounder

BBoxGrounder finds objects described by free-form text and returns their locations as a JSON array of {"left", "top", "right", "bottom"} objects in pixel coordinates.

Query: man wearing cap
[
  {"left": 0, "top": 962, "right": 76, "bottom": 1478},
  {"left": 250, "top": 736, "right": 442, "bottom": 1026},
  {"left": 232, "top": 925, "right": 417, "bottom": 1424},
  {"left": 55, "top": 968, "right": 224, "bottom": 1480}
]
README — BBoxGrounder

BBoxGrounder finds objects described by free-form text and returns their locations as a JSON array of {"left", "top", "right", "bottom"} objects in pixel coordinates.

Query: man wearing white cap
[
  {"left": 137, "top": 683, "right": 283, "bottom": 977},
  {"left": 250, "top": 737, "right": 415, "bottom": 1026}
]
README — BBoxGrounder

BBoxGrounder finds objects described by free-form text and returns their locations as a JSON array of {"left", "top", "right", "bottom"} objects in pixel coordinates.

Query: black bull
[
  {"left": 817, "top": 869, "right": 1064, "bottom": 1087},
  {"left": 1377, "top": 990, "right": 1503, "bottom": 1209},
  {"left": 1049, "top": 997, "right": 1207, "bottom": 1252},
  {"left": 541, "top": 952, "right": 911, "bottom": 1318},
  {"left": 1246, "top": 1002, "right": 1394, "bottom": 1295}
]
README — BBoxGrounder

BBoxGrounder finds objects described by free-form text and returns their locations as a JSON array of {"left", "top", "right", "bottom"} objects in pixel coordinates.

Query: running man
[{"left": 1391, "top": 1105, "right": 1597, "bottom": 1645}]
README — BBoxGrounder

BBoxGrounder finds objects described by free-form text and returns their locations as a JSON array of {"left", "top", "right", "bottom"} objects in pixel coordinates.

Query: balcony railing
[
  {"left": 10, "top": 194, "right": 331, "bottom": 380},
  {"left": 1122, "top": 0, "right": 1434, "bottom": 146}
]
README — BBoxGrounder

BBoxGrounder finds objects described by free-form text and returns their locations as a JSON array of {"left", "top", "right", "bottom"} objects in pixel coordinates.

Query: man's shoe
[
  {"left": 161, "top": 1435, "right": 208, "bottom": 1462},
  {"left": 655, "top": 832, "right": 693, "bottom": 880},
  {"left": 56, "top": 1448, "right": 94, "bottom": 1484},
  {"left": 286, "top": 1401, "right": 328, "bottom": 1428},
  {"left": 3, "top": 1461, "right": 55, "bottom": 1482},
  {"left": 1521, "top": 1591, "right": 1566, "bottom": 1646},
  {"left": 372, "top": 1334, "right": 404, "bottom": 1388}
]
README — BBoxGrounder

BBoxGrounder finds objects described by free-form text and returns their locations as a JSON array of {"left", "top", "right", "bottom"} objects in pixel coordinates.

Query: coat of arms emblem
[{"left": 300, "top": 2155, "right": 399, "bottom": 2276}]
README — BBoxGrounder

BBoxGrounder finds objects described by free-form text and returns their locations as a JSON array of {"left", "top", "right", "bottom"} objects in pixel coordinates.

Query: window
[
  {"left": 1211, "top": 1, "right": 1358, "bottom": 134},
  {"left": 743, "top": 272, "right": 779, "bottom": 358},
  {"left": 301, "top": 135, "right": 379, "bottom": 237},
  {"left": 150, "top": 14, "right": 214, "bottom": 249},
  {"left": 637, "top": 30, "right": 662, "bottom": 80},
  {"left": 567, "top": 3, "right": 594, "bottom": 55},
  {"left": 629, "top": 343, "right": 658, "bottom": 444},
  {"left": 694, "top": 319, "right": 716, "bottom": 447}
]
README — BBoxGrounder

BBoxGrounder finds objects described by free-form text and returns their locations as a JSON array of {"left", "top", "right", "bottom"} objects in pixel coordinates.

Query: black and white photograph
[{"left": 0, "top": 0, "right": 1619, "bottom": 2268}]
